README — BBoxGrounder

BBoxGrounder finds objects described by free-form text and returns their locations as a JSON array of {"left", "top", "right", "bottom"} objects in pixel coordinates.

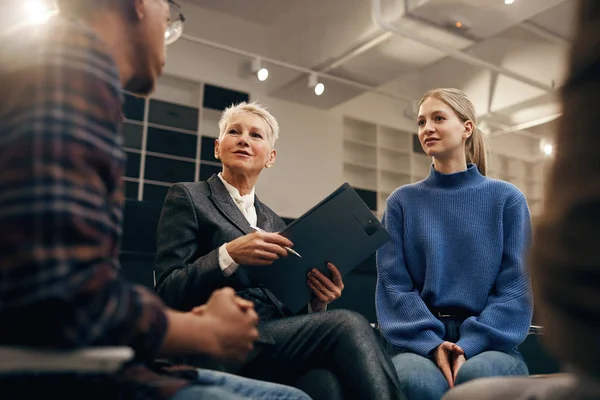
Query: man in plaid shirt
[{"left": 0, "top": 1, "right": 309, "bottom": 399}]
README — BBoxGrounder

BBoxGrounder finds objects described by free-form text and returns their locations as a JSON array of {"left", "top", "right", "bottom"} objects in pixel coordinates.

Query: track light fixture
[
  {"left": 309, "top": 73, "right": 325, "bottom": 96},
  {"left": 252, "top": 57, "right": 269, "bottom": 82}
]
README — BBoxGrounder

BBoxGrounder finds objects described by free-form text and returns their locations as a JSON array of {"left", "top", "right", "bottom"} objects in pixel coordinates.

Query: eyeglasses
[{"left": 165, "top": 0, "right": 185, "bottom": 46}]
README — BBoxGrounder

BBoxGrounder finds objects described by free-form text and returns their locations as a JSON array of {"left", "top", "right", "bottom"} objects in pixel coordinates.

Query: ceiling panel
[
  {"left": 528, "top": 1, "right": 576, "bottom": 39},
  {"left": 334, "top": 37, "right": 448, "bottom": 86},
  {"left": 406, "top": 0, "right": 570, "bottom": 39},
  {"left": 183, "top": 0, "right": 299, "bottom": 26},
  {"left": 526, "top": 118, "right": 560, "bottom": 138},
  {"left": 269, "top": 75, "right": 368, "bottom": 110}
]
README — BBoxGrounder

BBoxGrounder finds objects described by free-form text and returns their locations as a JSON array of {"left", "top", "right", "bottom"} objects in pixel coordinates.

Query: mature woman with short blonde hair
[{"left": 155, "top": 101, "right": 402, "bottom": 400}]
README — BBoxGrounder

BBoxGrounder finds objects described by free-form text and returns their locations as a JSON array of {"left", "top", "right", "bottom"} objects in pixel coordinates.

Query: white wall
[{"left": 255, "top": 97, "right": 342, "bottom": 218}]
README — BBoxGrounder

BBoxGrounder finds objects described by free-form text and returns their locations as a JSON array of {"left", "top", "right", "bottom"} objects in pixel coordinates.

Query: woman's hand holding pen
[{"left": 226, "top": 231, "right": 294, "bottom": 265}]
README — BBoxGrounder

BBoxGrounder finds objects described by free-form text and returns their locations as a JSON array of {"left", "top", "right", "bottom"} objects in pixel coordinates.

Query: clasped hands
[
  {"left": 434, "top": 341, "right": 466, "bottom": 388},
  {"left": 226, "top": 231, "right": 344, "bottom": 311},
  {"left": 188, "top": 287, "right": 259, "bottom": 364}
]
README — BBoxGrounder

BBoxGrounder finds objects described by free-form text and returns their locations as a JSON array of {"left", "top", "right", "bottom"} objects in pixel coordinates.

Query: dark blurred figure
[
  {"left": 444, "top": 1, "right": 600, "bottom": 398},
  {"left": 0, "top": 1, "right": 310, "bottom": 399}
]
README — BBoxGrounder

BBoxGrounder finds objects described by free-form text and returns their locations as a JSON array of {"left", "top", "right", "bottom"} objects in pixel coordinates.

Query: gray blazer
[{"left": 154, "top": 174, "right": 293, "bottom": 324}]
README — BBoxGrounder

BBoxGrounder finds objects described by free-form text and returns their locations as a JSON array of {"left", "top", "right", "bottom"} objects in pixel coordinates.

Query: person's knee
[
  {"left": 454, "top": 364, "right": 482, "bottom": 387},
  {"left": 392, "top": 353, "right": 448, "bottom": 399},
  {"left": 323, "top": 309, "right": 370, "bottom": 333},
  {"left": 392, "top": 352, "right": 435, "bottom": 376},
  {"left": 455, "top": 351, "right": 528, "bottom": 386}
]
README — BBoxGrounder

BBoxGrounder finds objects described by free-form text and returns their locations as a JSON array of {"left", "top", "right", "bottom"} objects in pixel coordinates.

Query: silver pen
[{"left": 250, "top": 225, "right": 302, "bottom": 258}]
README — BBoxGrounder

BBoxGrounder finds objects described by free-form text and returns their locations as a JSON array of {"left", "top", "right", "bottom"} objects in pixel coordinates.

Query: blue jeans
[
  {"left": 171, "top": 369, "right": 312, "bottom": 400},
  {"left": 390, "top": 318, "right": 529, "bottom": 400}
]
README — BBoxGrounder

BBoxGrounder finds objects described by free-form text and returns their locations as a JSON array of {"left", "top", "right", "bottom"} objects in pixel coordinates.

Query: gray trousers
[{"left": 238, "top": 309, "right": 403, "bottom": 400}]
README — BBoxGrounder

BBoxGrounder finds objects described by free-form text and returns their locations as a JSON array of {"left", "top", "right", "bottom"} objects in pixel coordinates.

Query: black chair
[
  {"left": 120, "top": 199, "right": 164, "bottom": 289},
  {"left": 519, "top": 326, "right": 561, "bottom": 376}
]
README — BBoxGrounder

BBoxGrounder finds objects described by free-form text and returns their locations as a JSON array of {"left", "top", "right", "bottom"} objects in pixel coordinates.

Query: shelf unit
[
  {"left": 342, "top": 118, "right": 432, "bottom": 218},
  {"left": 343, "top": 117, "right": 549, "bottom": 217},
  {"left": 121, "top": 75, "right": 249, "bottom": 204},
  {"left": 488, "top": 153, "right": 548, "bottom": 216}
]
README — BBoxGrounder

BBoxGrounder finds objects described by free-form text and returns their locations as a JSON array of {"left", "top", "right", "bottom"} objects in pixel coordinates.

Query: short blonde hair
[{"left": 218, "top": 101, "right": 280, "bottom": 148}]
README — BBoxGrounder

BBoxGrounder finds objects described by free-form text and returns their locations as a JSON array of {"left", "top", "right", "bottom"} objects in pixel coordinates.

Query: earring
[{"left": 214, "top": 154, "right": 219, "bottom": 159}]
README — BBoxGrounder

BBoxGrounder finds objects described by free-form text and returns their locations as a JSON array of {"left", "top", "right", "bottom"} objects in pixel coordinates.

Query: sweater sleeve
[
  {"left": 456, "top": 193, "right": 534, "bottom": 358},
  {"left": 376, "top": 199, "right": 445, "bottom": 356}
]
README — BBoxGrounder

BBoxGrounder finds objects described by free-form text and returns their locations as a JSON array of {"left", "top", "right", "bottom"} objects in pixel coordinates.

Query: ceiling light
[
  {"left": 314, "top": 83, "right": 325, "bottom": 96},
  {"left": 308, "top": 73, "right": 325, "bottom": 96},
  {"left": 257, "top": 68, "right": 269, "bottom": 82},
  {"left": 25, "top": 0, "right": 55, "bottom": 24},
  {"left": 252, "top": 58, "right": 269, "bottom": 82},
  {"left": 504, "top": 0, "right": 515, "bottom": 4},
  {"left": 455, "top": 21, "right": 463, "bottom": 28},
  {"left": 540, "top": 139, "right": 554, "bottom": 157}
]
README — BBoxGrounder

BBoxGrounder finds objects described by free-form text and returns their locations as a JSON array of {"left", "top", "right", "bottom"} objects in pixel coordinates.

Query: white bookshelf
[
  {"left": 342, "top": 117, "right": 432, "bottom": 218},
  {"left": 343, "top": 116, "right": 549, "bottom": 217},
  {"left": 488, "top": 154, "right": 548, "bottom": 216}
]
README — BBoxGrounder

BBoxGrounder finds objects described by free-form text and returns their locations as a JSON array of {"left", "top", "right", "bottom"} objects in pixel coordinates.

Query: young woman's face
[{"left": 417, "top": 97, "right": 472, "bottom": 161}]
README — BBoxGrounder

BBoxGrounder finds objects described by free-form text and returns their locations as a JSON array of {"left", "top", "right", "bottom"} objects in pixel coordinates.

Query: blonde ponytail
[{"left": 466, "top": 127, "right": 487, "bottom": 176}]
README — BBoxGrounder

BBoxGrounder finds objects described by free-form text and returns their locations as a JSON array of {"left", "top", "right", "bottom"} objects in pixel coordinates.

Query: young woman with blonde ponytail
[{"left": 376, "top": 88, "right": 533, "bottom": 399}]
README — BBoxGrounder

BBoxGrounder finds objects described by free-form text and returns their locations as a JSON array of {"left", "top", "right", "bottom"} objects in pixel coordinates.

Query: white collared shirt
[
  {"left": 217, "top": 173, "right": 255, "bottom": 276},
  {"left": 216, "top": 173, "right": 322, "bottom": 313}
]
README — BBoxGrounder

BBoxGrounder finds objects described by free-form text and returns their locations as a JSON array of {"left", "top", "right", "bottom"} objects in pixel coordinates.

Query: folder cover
[{"left": 246, "top": 183, "right": 391, "bottom": 312}]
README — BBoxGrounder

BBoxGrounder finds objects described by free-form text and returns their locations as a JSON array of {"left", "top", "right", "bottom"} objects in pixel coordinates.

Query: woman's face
[
  {"left": 215, "top": 112, "right": 276, "bottom": 176},
  {"left": 417, "top": 97, "right": 472, "bottom": 161}
]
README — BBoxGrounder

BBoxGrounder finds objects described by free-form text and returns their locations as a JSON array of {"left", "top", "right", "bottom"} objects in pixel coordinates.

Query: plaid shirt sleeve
[{"left": 0, "top": 19, "right": 167, "bottom": 359}]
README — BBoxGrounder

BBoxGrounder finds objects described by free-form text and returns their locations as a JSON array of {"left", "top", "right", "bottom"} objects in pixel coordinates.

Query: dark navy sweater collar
[{"left": 424, "top": 163, "right": 486, "bottom": 189}]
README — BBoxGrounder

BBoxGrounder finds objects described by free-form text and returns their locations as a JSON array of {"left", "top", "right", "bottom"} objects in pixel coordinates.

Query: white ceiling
[
  {"left": 0, "top": 0, "right": 573, "bottom": 145},
  {"left": 528, "top": 1, "right": 576, "bottom": 39},
  {"left": 185, "top": 0, "right": 308, "bottom": 26},
  {"left": 181, "top": 0, "right": 577, "bottom": 139}
]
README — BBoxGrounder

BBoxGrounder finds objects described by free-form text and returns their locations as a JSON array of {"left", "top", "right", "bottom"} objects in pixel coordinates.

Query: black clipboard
[{"left": 245, "top": 183, "right": 391, "bottom": 312}]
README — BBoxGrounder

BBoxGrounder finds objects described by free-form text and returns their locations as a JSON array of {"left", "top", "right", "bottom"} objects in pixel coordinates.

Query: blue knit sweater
[{"left": 376, "top": 164, "right": 533, "bottom": 359}]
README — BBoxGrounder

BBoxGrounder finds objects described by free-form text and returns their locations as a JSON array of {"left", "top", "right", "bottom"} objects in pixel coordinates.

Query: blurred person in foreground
[{"left": 0, "top": 0, "right": 311, "bottom": 399}]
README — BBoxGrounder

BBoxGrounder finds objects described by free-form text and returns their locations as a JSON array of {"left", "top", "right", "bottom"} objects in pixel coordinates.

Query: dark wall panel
[
  {"left": 200, "top": 136, "right": 221, "bottom": 164},
  {"left": 147, "top": 127, "right": 197, "bottom": 159},
  {"left": 123, "top": 94, "right": 145, "bottom": 121},
  {"left": 143, "top": 184, "right": 171, "bottom": 204},
  {"left": 123, "top": 123, "right": 143, "bottom": 149},
  {"left": 148, "top": 99, "right": 199, "bottom": 132},
  {"left": 203, "top": 84, "right": 249, "bottom": 111},
  {"left": 199, "top": 163, "right": 221, "bottom": 181},
  {"left": 125, "top": 152, "right": 141, "bottom": 179},
  {"left": 144, "top": 156, "right": 195, "bottom": 183}
]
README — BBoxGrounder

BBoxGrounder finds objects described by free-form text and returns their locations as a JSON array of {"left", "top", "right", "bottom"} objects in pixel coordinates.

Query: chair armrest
[
  {"left": 529, "top": 325, "right": 544, "bottom": 335},
  {"left": 0, "top": 346, "right": 134, "bottom": 374}
]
